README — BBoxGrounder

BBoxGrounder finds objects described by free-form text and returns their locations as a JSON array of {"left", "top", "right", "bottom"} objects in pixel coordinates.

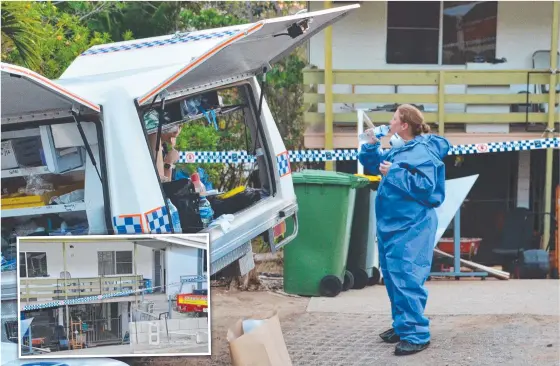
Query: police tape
[
  {"left": 22, "top": 275, "right": 208, "bottom": 312},
  {"left": 177, "top": 137, "right": 559, "bottom": 164}
]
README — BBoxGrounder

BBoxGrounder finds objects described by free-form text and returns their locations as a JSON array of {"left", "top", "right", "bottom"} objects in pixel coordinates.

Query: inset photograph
[{"left": 16, "top": 234, "right": 210, "bottom": 358}]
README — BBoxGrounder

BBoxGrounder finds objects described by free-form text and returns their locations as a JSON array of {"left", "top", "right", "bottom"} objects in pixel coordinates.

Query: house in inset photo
[{"left": 17, "top": 235, "right": 210, "bottom": 358}]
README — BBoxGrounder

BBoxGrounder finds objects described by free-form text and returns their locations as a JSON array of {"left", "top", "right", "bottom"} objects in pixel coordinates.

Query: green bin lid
[{"left": 292, "top": 170, "right": 369, "bottom": 188}]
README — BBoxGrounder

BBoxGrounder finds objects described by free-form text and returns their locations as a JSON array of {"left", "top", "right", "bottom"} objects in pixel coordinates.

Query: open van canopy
[
  {"left": 1, "top": 63, "right": 100, "bottom": 125},
  {"left": 1, "top": 4, "right": 359, "bottom": 123}
]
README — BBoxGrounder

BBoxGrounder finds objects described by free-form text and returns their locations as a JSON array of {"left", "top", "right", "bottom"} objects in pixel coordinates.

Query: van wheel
[
  {"left": 351, "top": 268, "right": 369, "bottom": 289},
  {"left": 368, "top": 267, "right": 381, "bottom": 286},
  {"left": 319, "top": 275, "right": 342, "bottom": 297},
  {"left": 342, "top": 270, "right": 354, "bottom": 291}
]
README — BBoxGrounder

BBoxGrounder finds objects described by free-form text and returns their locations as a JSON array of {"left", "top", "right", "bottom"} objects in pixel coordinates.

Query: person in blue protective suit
[{"left": 358, "top": 104, "right": 450, "bottom": 356}]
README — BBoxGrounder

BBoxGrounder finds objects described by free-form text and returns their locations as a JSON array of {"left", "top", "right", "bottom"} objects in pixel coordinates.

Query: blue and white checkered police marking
[
  {"left": 146, "top": 206, "right": 171, "bottom": 234},
  {"left": 177, "top": 138, "right": 558, "bottom": 164},
  {"left": 81, "top": 29, "right": 241, "bottom": 56},
  {"left": 113, "top": 215, "right": 143, "bottom": 234},
  {"left": 448, "top": 138, "right": 558, "bottom": 155},
  {"left": 276, "top": 151, "right": 291, "bottom": 177},
  {"left": 178, "top": 150, "right": 256, "bottom": 164}
]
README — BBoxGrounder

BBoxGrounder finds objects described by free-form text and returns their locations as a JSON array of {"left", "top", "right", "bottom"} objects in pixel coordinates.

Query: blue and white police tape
[
  {"left": 180, "top": 275, "right": 208, "bottom": 283},
  {"left": 177, "top": 137, "right": 559, "bottom": 164},
  {"left": 22, "top": 275, "right": 207, "bottom": 312}
]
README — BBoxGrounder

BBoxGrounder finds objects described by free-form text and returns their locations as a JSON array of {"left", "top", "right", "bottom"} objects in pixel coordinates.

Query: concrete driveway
[{"left": 283, "top": 280, "right": 560, "bottom": 366}]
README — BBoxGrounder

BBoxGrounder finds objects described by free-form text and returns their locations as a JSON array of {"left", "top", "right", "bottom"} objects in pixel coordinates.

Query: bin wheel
[
  {"left": 352, "top": 268, "right": 369, "bottom": 289},
  {"left": 342, "top": 270, "right": 354, "bottom": 291},
  {"left": 368, "top": 267, "right": 381, "bottom": 286},
  {"left": 319, "top": 275, "right": 343, "bottom": 297}
]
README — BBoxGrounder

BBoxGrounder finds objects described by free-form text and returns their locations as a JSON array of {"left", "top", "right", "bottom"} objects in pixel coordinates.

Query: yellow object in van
[
  {"left": 218, "top": 186, "right": 246, "bottom": 199},
  {"left": 354, "top": 174, "right": 381, "bottom": 182}
]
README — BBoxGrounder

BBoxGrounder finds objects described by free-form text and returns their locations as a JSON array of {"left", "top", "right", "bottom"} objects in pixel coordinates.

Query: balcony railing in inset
[{"left": 20, "top": 275, "right": 143, "bottom": 303}]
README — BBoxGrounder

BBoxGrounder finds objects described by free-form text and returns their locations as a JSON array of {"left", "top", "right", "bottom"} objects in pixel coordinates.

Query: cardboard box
[{"left": 227, "top": 311, "right": 292, "bottom": 366}]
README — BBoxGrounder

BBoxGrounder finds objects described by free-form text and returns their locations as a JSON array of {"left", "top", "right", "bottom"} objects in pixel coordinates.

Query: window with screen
[
  {"left": 98, "top": 251, "right": 115, "bottom": 276},
  {"left": 19, "top": 252, "right": 48, "bottom": 278},
  {"left": 115, "top": 251, "right": 133, "bottom": 274},
  {"left": 97, "top": 250, "right": 133, "bottom": 275}
]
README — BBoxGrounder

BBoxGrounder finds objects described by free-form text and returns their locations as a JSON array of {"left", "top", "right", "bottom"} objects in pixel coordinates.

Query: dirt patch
[{"left": 120, "top": 286, "right": 308, "bottom": 366}]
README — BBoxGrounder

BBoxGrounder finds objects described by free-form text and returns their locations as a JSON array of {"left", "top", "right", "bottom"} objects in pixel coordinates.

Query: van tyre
[
  {"left": 368, "top": 267, "right": 381, "bottom": 286},
  {"left": 319, "top": 275, "right": 342, "bottom": 297},
  {"left": 342, "top": 270, "right": 354, "bottom": 291},
  {"left": 351, "top": 268, "right": 369, "bottom": 289}
]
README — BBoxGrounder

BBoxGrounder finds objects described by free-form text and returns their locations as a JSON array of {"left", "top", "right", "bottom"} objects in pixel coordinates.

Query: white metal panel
[
  {"left": 138, "top": 4, "right": 359, "bottom": 105},
  {"left": 2, "top": 5, "right": 359, "bottom": 123},
  {"left": 0, "top": 63, "right": 100, "bottom": 125},
  {"left": 60, "top": 24, "right": 252, "bottom": 80},
  {"left": 100, "top": 87, "right": 167, "bottom": 233},
  {"left": 434, "top": 175, "right": 479, "bottom": 247},
  {"left": 55, "top": 64, "right": 184, "bottom": 105}
]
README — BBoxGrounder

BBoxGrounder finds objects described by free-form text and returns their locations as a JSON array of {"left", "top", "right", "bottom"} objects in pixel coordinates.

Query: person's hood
[{"left": 417, "top": 134, "right": 451, "bottom": 159}]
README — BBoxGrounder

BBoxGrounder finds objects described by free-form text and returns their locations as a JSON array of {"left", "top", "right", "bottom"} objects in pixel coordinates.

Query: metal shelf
[
  {"left": 1, "top": 166, "right": 50, "bottom": 178},
  {"left": 1, "top": 165, "right": 85, "bottom": 178},
  {"left": 146, "top": 105, "right": 244, "bottom": 135},
  {"left": 1, "top": 201, "right": 86, "bottom": 218}
]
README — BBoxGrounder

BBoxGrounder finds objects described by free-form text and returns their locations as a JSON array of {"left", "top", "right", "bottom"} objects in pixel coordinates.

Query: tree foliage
[
  {"left": 1, "top": 1, "right": 44, "bottom": 70},
  {"left": 1, "top": 1, "right": 308, "bottom": 187},
  {"left": 1, "top": 1, "right": 112, "bottom": 79}
]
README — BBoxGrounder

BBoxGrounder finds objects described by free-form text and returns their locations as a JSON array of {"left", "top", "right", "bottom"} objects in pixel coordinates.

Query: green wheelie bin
[
  {"left": 346, "top": 174, "right": 382, "bottom": 289},
  {"left": 283, "top": 170, "right": 369, "bottom": 297}
]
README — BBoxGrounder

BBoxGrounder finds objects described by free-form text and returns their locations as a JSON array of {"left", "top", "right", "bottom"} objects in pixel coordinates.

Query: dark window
[
  {"left": 386, "top": 1, "right": 440, "bottom": 64},
  {"left": 442, "top": 1, "right": 498, "bottom": 64}
]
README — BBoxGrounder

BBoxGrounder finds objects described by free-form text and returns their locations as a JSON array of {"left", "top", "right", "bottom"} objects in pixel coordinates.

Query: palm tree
[{"left": 1, "top": 1, "right": 43, "bottom": 70}]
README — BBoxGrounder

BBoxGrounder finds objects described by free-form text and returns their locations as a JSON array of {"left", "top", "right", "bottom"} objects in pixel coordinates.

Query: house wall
[
  {"left": 18, "top": 241, "right": 153, "bottom": 280},
  {"left": 308, "top": 1, "right": 560, "bottom": 113},
  {"left": 309, "top": 1, "right": 559, "bottom": 69},
  {"left": 165, "top": 246, "right": 207, "bottom": 294}
]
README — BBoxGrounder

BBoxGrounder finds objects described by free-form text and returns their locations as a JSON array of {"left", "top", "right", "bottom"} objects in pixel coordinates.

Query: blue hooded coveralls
[{"left": 358, "top": 134, "right": 450, "bottom": 345}]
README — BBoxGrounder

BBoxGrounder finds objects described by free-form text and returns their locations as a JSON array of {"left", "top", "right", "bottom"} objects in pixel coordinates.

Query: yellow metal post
[
  {"left": 62, "top": 242, "right": 68, "bottom": 300},
  {"left": 134, "top": 242, "right": 138, "bottom": 304},
  {"left": 62, "top": 242, "right": 70, "bottom": 338},
  {"left": 543, "top": 1, "right": 559, "bottom": 250},
  {"left": 324, "top": 0, "right": 334, "bottom": 171},
  {"left": 438, "top": 71, "right": 445, "bottom": 135}
]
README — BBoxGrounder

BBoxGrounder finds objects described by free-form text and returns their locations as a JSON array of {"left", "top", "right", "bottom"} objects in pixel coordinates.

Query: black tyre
[
  {"left": 368, "top": 267, "right": 381, "bottom": 286},
  {"left": 352, "top": 268, "right": 369, "bottom": 289},
  {"left": 342, "top": 270, "right": 354, "bottom": 291},
  {"left": 319, "top": 275, "right": 342, "bottom": 297}
]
